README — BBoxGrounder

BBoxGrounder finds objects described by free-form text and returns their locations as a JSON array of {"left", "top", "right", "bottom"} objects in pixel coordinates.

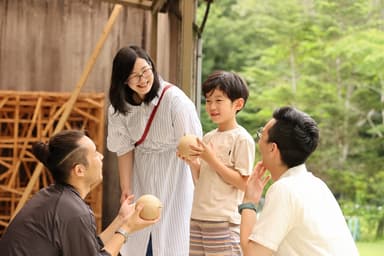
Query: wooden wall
[
  {"left": 0, "top": 0, "right": 184, "bottom": 92},
  {"left": 0, "top": 0, "right": 192, "bottom": 230}
]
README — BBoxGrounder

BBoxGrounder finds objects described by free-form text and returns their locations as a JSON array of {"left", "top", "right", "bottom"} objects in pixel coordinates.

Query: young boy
[{"left": 180, "top": 70, "right": 255, "bottom": 255}]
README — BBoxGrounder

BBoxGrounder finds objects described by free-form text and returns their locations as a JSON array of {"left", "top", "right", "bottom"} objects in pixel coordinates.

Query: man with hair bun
[{"left": 0, "top": 130, "right": 159, "bottom": 256}]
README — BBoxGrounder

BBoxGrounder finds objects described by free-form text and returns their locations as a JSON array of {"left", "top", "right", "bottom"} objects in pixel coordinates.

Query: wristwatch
[
  {"left": 115, "top": 228, "right": 129, "bottom": 243},
  {"left": 238, "top": 202, "right": 257, "bottom": 214}
]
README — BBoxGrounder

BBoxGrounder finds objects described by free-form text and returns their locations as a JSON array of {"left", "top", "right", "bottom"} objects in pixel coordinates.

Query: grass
[{"left": 357, "top": 240, "right": 384, "bottom": 256}]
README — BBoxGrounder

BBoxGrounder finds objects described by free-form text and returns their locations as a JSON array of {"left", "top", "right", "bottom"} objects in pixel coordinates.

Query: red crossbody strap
[{"left": 135, "top": 84, "right": 173, "bottom": 147}]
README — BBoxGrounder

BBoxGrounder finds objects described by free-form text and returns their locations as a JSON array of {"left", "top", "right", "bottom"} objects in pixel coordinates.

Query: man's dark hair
[
  {"left": 31, "top": 130, "right": 89, "bottom": 184},
  {"left": 268, "top": 106, "right": 319, "bottom": 168}
]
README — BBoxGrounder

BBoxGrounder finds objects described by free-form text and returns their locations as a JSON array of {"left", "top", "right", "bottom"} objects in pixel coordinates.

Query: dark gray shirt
[{"left": 0, "top": 184, "right": 110, "bottom": 256}]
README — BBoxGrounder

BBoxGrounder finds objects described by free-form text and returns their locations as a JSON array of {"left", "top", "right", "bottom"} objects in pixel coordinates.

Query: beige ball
[
  {"left": 136, "top": 194, "right": 162, "bottom": 220},
  {"left": 177, "top": 134, "right": 198, "bottom": 160}
]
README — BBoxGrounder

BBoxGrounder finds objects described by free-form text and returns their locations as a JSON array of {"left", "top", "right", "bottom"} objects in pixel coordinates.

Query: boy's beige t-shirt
[{"left": 191, "top": 126, "right": 255, "bottom": 224}]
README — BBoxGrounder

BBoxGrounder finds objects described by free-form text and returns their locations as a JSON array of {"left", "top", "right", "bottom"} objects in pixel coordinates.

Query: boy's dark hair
[
  {"left": 267, "top": 106, "right": 319, "bottom": 168},
  {"left": 202, "top": 70, "right": 249, "bottom": 112}
]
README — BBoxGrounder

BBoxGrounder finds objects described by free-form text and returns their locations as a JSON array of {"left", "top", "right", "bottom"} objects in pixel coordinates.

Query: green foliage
[
  {"left": 197, "top": 0, "right": 384, "bottom": 240},
  {"left": 357, "top": 240, "right": 384, "bottom": 256}
]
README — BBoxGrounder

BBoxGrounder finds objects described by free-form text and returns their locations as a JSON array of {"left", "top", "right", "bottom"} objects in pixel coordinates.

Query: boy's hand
[{"left": 193, "top": 138, "right": 215, "bottom": 163}]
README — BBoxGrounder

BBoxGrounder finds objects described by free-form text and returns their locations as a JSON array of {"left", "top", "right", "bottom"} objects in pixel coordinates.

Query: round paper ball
[
  {"left": 136, "top": 194, "right": 162, "bottom": 220},
  {"left": 177, "top": 134, "right": 198, "bottom": 160}
]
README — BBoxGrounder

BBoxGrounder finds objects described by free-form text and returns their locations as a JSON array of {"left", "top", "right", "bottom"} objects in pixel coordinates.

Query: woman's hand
[
  {"left": 118, "top": 195, "right": 135, "bottom": 219},
  {"left": 120, "top": 189, "right": 133, "bottom": 204}
]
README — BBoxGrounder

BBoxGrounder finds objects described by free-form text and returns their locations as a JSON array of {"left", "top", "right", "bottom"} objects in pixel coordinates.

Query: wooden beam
[
  {"left": 102, "top": 0, "right": 152, "bottom": 10},
  {"left": 7, "top": 97, "right": 43, "bottom": 188},
  {"left": 152, "top": 0, "right": 167, "bottom": 13},
  {"left": 11, "top": 4, "right": 124, "bottom": 221}
]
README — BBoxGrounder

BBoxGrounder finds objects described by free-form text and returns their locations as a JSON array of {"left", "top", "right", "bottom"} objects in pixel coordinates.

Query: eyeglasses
[
  {"left": 255, "top": 127, "right": 264, "bottom": 142},
  {"left": 127, "top": 67, "right": 152, "bottom": 84}
]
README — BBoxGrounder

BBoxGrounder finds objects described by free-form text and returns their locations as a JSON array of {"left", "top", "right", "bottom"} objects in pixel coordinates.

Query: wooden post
[
  {"left": 181, "top": 0, "right": 196, "bottom": 99},
  {"left": 150, "top": 12, "right": 158, "bottom": 64},
  {"left": 11, "top": 4, "right": 124, "bottom": 220}
]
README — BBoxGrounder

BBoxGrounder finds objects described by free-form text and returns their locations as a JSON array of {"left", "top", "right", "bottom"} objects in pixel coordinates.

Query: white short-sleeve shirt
[{"left": 249, "top": 164, "right": 359, "bottom": 256}]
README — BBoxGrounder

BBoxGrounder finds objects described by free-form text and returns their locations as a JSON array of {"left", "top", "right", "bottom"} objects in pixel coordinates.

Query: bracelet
[
  {"left": 115, "top": 228, "right": 129, "bottom": 243},
  {"left": 238, "top": 202, "right": 257, "bottom": 214}
]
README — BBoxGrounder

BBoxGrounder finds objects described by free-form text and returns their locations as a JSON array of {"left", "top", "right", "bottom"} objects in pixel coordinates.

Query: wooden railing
[{"left": 0, "top": 91, "right": 105, "bottom": 236}]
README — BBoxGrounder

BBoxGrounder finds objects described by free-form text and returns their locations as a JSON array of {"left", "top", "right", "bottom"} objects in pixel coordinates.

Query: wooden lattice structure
[{"left": 0, "top": 90, "right": 105, "bottom": 236}]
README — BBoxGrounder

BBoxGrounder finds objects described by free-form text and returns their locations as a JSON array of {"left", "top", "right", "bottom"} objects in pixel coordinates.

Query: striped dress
[{"left": 107, "top": 81, "right": 202, "bottom": 256}]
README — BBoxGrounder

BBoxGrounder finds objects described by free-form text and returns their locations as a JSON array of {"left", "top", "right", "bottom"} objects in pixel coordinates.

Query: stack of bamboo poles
[{"left": 0, "top": 91, "right": 105, "bottom": 236}]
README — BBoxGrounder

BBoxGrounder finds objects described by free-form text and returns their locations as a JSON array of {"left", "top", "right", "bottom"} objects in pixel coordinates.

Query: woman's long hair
[{"left": 109, "top": 45, "right": 161, "bottom": 115}]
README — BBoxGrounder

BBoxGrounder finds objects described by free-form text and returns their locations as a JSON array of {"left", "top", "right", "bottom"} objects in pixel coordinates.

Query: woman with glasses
[{"left": 107, "top": 45, "right": 202, "bottom": 256}]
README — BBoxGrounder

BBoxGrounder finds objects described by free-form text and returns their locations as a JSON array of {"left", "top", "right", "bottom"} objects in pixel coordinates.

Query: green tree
[{"left": 197, "top": 0, "right": 384, "bottom": 239}]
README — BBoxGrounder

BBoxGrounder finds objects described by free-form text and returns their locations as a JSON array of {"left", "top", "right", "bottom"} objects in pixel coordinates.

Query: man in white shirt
[{"left": 239, "top": 106, "right": 359, "bottom": 256}]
